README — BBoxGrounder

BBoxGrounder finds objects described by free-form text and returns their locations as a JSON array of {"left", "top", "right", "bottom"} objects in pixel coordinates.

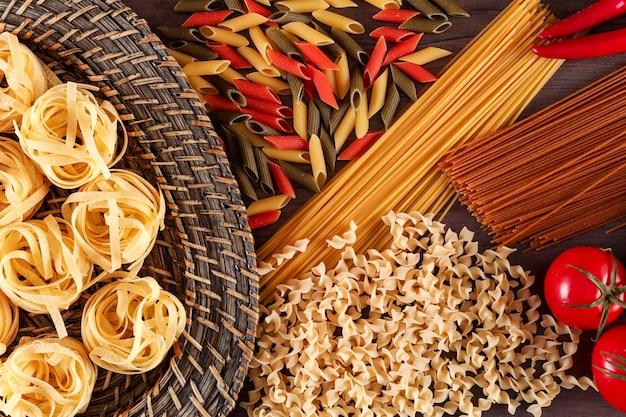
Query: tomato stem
[
  {"left": 595, "top": 351, "right": 626, "bottom": 381},
  {"left": 566, "top": 255, "right": 625, "bottom": 340}
]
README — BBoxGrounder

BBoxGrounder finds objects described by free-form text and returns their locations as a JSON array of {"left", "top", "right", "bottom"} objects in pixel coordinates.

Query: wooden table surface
[{"left": 123, "top": 0, "right": 626, "bottom": 415}]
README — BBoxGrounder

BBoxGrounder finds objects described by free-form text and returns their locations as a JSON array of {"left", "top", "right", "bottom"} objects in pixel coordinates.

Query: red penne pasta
[
  {"left": 204, "top": 94, "right": 241, "bottom": 112},
  {"left": 248, "top": 209, "right": 281, "bottom": 229},
  {"left": 363, "top": 36, "right": 387, "bottom": 89},
  {"left": 382, "top": 33, "right": 422, "bottom": 66},
  {"left": 243, "top": 96, "right": 294, "bottom": 119},
  {"left": 267, "top": 49, "right": 310, "bottom": 80},
  {"left": 369, "top": 26, "right": 416, "bottom": 43},
  {"left": 181, "top": 10, "right": 234, "bottom": 28},
  {"left": 392, "top": 61, "right": 438, "bottom": 83},
  {"left": 306, "top": 65, "right": 338, "bottom": 109},
  {"left": 243, "top": 0, "right": 271, "bottom": 18},
  {"left": 264, "top": 135, "right": 310, "bottom": 150},
  {"left": 233, "top": 78, "right": 282, "bottom": 104},
  {"left": 241, "top": 107, "right": 293, "bottom": 132},
  {"left": 268, "top": 159, "right": 296, "bottom": 198},
  {"left": 293, "top": 42, "right": 339, "bottom": 70},
  {"left": 337, "top": 130, "right": 384, "bottom": 160},
  {"left": 205, "top": 43, "right": 251, "bottom": 68},
  {"left": 373, "top": 8, "right": 423, "bottom": 23}
]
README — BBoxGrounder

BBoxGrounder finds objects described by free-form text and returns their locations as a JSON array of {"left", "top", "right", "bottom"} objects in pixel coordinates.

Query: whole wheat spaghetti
[
  {"left": 257, "top": 0, "right": 563, "bottom": 303},
  {"left": 441, "top": 66, "right": 626, "bottom": 249}
]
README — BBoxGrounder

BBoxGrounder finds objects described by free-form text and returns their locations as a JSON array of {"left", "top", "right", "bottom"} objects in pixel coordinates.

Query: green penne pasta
[
  {"left": 224, "top": 0, "right": 245, "bottom": 13},
  {"left": 431, "top": 0, "right": 470, "bottom": 17},
  {"left": 329, "top": 97, "right": 351, "bottom": 135},
  {"left": 279, "top": 160, "right": 321, "bottom": 193},
  {"left": 405, "top": 0, "right": 447, "bottom": 19},
  {"left": 307, "top": 101, "right": 321, "bottom": 137},
  {"left": 236, "top": 132, "right": 259, "bottom": 182},
  {"left": 158, "top": 25, "right": 206, "bottom": 43},
  {"left": 399, "top": 16, "right": 453, "bottom": 34},
  {"left": 381, "top": 82, "right": 400, "bottom": 130},
  {"left": 173, "top": 0, "right": 225, "bottom": 13},
  {"left": 331, "top": 27, "right": 369, "bottom": 66},
  {"left": 390, "top": 64, "right": 417, "bottom": 101},
  {"left": 254, "top": 147, "right": 275, "bottom": 196},
  {"left": 265, "top": 27, "right": 302, "bottom": 60},
  {"left": 268, "top": 11, "right": 313, "bottom": 25},
  {"left": 231, "top": 163, "right": 258, "bottom": 201},
  {"left": 169, "top": 40, "right": 218, "bottom": 61},
  {"left": 319, "top": 128, "right": 336, "bottom": 172}
]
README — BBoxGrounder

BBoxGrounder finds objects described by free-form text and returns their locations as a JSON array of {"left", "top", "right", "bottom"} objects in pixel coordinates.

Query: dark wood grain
[{"left": 124, "top": 1, "right": 626, "bottom": 415}]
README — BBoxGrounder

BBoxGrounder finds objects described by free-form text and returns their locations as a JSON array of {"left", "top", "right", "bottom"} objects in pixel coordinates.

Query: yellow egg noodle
[
  {"left": 0, "top": 290, "right": 18, "bottom": 355},
  {"left": 0, "top": 31, "right": 48, "bottom": 132},
  {"left": 0, "top": 215, "right": 94, "bottom": 338},
  {"left": 16, "top": 82, "right": 128, "bottom": 189},
  {"left": 0, "top": 136, "right": 49, "bottom": 227},
  {"left": 245, "top": 212, "right": 594, "bottom": 417},
  {"left": 61, "top": 169, "right": 166, "bottom": 273},
  {"left": 0, "top": 336, "right": 97, "bottom": 417},
  {"left": 81, "top": 273, "right": 187, "bottom": 374}
]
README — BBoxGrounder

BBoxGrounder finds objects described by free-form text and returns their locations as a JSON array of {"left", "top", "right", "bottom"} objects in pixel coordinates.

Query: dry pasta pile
[
  {"left": 440, "top": 66, "right": 626, "bottom": 249},
  {"left": 246, "top": 211, "right": 594, "bottom": 417},
  {"left": 0, "top": 32, "right": 186, "bottom": 417},
  {"left": 257, "top": 0, "right": 564, "bottom": 302},
  {"left": 163, "top": 0, "right": 467, "bottom": 229}
]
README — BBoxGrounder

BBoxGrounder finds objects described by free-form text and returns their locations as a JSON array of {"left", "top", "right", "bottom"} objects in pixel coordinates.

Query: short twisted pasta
[
  {"left": 0, "top": 136, "right": 49, "bottom": 227},
  {"left": 17, "top": 82, "right": 127, "bottom": 189},
  {"left": 0, "top": 290, "right": 18, "bottom": 355},
  {"left": 0, "top": 31, "right": 48, "bottom": 132},
  {"left": 81, "top": 274, "right": 186, "bottom": 374},
  {"left": 0, "top": 336, "right": 97, "bottom": 417},
  {"left": 61, "top": 169, "right": 165, "bottom": 272},
  {"left": 0, "top": 215, "right": 94, "bottom": 338}
]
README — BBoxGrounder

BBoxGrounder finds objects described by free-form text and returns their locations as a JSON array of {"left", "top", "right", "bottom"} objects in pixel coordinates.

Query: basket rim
[{"left": 0, "top": 1, "right": 259, "bottom": 416}]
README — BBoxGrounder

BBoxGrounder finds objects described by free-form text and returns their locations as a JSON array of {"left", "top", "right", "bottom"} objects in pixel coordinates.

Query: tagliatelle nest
[{"left": 246, "top": 211, "right": 594, "bottom": 417}]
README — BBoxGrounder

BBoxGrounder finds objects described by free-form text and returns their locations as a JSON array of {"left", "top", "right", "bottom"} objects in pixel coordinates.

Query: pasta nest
[
  {"left": 0, "top": 136, "right": 49, "bottom": 227},
  {"left": 0, "top": 290, "right": 18, "bottom": 356},
  {"left": 0, "top": 336, "right": 97, "bottom": 417},
  {"left": 16, "top": 82, "right": 128, "bottom": 189},
  {"left": 0, "top": 214, "right": 95, "bottom": 338},
  {"left": 81, "top": 274, "right": 187, "bottom": 374},
  {"left": 0, "top": 31, "right": 48, "bottom": 133},
  {"left": 61, "top": 169, "right": 165, "bottom": 273}
]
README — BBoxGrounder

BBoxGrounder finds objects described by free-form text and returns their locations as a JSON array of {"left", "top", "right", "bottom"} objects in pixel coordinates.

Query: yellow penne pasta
[
  {"left": 218, "top": 13, "right": 269, "bottom": 32},
  {"left": 246, "top": 72, "right": 291, "bottom": 95},
  {"left": 282, "top": 21, "right": 334, "bottom": 46},
  {"left": 333, "top": 106, "right": 355, "bottom": 152},
  {"left": 292, "top": 97, "right": 308, "bottom": 139},
  {"left": 334, "top": 50, "right": 351, "bottom": 100},
  {"left": 247, "top": 194, "right": 292, "bottom": 217},
  {"left": 312, "top": 9, "right": 365, "bottom": 34},
  {"left": 354, "top": 96, "right": 369, "bottom": 138},
  {"left": 262, "top": 147, "right": 310, "bottom": 164},
  {"left": 199, "top": 25, "right": 249, "bottom": 47},
  {"left": 400, "top": 46, "right": 453, "bottom": 65},
  {"left": 217, "top": 66, "right": 247, "bottom": 84},
  {"left": 188, "top": 75, "right": 219, "bottom": 96},
  {"left": 361, "top": 0, "right": 401, "bottom": 9},
  {"left": 249, "top": 25, "right": 273, "bottom": 64},
  {"left": 237, "top": 47, "right": 282, "bottom": 77},
  {"left": 226, "top": 123, "right": 270, "bottom": 148},
  {"left": 166, "top": 48, "right": 197, "bottom": 67},
  {"left": 324, "top": 0, "right": 358, "bottom": 7},
  {"left": 368, "top": 68, "right": 388, "bottom": 118},
  {"left": 274, "top": 0, "right": 329, "bottom": 13},
  {"left": 308, "top": 134, "right": 327, "bottom": 189},
  {"left": 182, "top": 60, "right": 231, "bottom": 76}
]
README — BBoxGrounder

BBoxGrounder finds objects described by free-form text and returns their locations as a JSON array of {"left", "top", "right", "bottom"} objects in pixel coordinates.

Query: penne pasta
[
  {"left": 187, "top": 75, "right": 219, "bottom": 95},
  {"left": 331, "top": 27, "right": 368, "bottom": 65},
  {"left": 337, "top": 130, "right": 384, "bottom": 160},
  {"left": 373, "top": 8, "right": 422, "bottom": 23},
  {"left": 382, "top": 33, "right": 422, "bottom": 65},
  {"left": 158, "top": 25, "right": 206, "bottom": 43},
  {"left": 405, "top": 0, "right": 448, "bottom": 19},
  {"left": 274, "top": 0, "right": 329, "bottom": 13},
  {"left": 243, "top": 0, "right": 273, "bottom": 18},
  {"left": 246, "top": 119, "right": 282, "bottom": 136},
  {"left": 333, "top": 50, "right": 351, "bottom": 99},
  {"left": 400, "top": 46, "right": 452, "bottom": 65},
  {"left": 333, "top": 106, "right": 355, "bottom": 152},
  {"left": 286, "top": 72, "right": 305, "bottom": 103},
  {"left": 312, "top": 96, "right": 332, "bottom": 130},
  {"left": 368, "top": 68, "right": 389, "bottom": 118},
  {"left": 393, "top": 61, "right": 438, "bottom": 83},
  {"left": 169, "top": 40, "right": 219, "bottom": 61},
  {"left": 380, "top": 81, "right": 400, "bottom": 129},
  {"left": 234, "top": 78, "right": 282, "bottom": 104},
  {"left": 308, "top": 134, "right": 327, "bottom": 189},
  {"left": 361, "top": 0, "right": 401, "bottom": 9},
  {"left": 399, "top": 16, "right": 453, "bottom": 34},
  {"left": 282, "top": 21, "right": 335, "bottom": 46},
  {"left": 231, "top": 163, "right": 258, "bottom": 201},
  {"left": 369, "top": 26, "right": 416, "bottom": 43},
  {"left": 363, "top": 36, "right": 387, "bottom": 89},
  {"left": 264, "top": 135, "right": 309, "bottom": 150},
  {"left": 199, "top": 25, "right": 249, "bottom": 47},
  {"left": 242, "top": 108, "right": 293, "bottom": 132},
  {"left": 248, "top": 26, "right": 274, "bottom": 64},
  {"left": 218, "top": 12, "right": 268, "bottom": 32},
  {"left": 292, "top": 95, "right": 308, "bottom": 139},
  {"left": 247, "top": 194, "right": 292, "bottom": 216},
  {"left": 217, "top": 66, "right": 248, "bottom": 84},
  {"left": 224, "top": 0, "right": 246, "bottom": 14},
  {"left": 263, "top": 147, "right": 312, "bottom": 164},
  {"left": 236, "top": 131, "right": 260, "bottom": 182},
  {"left": 254, "top": 147, "right": 275, "bottom": 195},
  {"left": 323, "top": 0, "right": 358, "bottom": 7},
  {"left": 204, "top": 94, "right": 241, "bottom": 112},
  {"left": 246, "top": 72, "right": 291, "bottom": 95},
  {"left": 265, "top": 27, "right": 303, "bottom": 60},
  {"left": 307, "top": 101, "right": 321, "bottom": 137},
  {"left": 210, "top": 76, "right": 247, "bottom": 106},
  {"left": 390, "top": 64, "right": 417, "bottom": 100},
  {"left": 268, "top": 11, "right": 313, "bottom": 25},
  {"left": 248, "top": 209, "right": 281, "bottom": 229},
  {"left": 431, "top": 0, "right": 470, "bottom": 17},
  {"left": 166, "top": 48, "right": 197, "bottom": 67},
  {"left": 182, "top": 59, "right": 231, "bottom": 76},
  {"left": 207, "top": 110, "right": 251, "bottom": 125},
  {"left": 267, "top": 49, "right": 310, "bottom": 79},
  {"left": 311, "top": 9, "right": 365, "bottom": 34},
  {"left": 318, "top": 128, "right": 336, "bottom": 171},
  {"left": 267, "top": 159, "right": 296, "bottom": 198},
  {"left": 294, "top": 42, "right": 338, "bottom": 70},
  {"left": 244, "top": 96, "right": 293, "bottom": 118},
  {"left": 279, "top": 160, "right": 321, "bottom": 193},
  {"left": 308, "top": 65, "right": 338, "bottom": 109},
  {"left": 173, "top": 0, "right": 225, "bottom": 12},
  {"left": 227, "top": 122, "right": 270, "bottom": 147},
  {"left": 206, "top": 43, "right": 251, "bottom": 68},
  {"left": 237, "top": 46, "right": 282, "bottom": 77},
  {"left": 354, "top": 92, "right": 369, "bottom": 138}
]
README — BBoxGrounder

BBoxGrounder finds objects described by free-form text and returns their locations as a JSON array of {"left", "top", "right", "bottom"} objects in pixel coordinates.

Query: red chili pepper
[
  {"left": 532, "top": 27, "right": 626, "bottom": 59},
  {"left": 539, "top": 0, "right": 626, "bottom": 39}
]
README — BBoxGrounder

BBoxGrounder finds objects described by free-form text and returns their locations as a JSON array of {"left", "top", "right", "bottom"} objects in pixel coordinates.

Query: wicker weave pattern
[{"left": 0, "top": 1, "right": 258, "bottom": 416}]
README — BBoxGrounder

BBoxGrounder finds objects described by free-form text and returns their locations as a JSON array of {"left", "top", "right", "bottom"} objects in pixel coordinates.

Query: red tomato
[
  {"left": 592, "top": 323, "right": 626, "bottom": 413},
  {"left": 544, "top": 246, "right": 626, "bottom": 332}
]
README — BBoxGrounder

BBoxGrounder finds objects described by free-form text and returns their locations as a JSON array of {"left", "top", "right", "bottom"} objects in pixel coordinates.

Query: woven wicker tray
[{"left": 0, "top": 1, "right": 258, "bottom": 416}]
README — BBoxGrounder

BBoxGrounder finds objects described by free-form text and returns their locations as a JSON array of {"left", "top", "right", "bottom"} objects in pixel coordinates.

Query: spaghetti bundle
[
  {"left": 257, "top": 0, "right": 563, "bottom": 302},
  {"left": 441, "top": 66, "right": 626, "bottom": 249}
]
